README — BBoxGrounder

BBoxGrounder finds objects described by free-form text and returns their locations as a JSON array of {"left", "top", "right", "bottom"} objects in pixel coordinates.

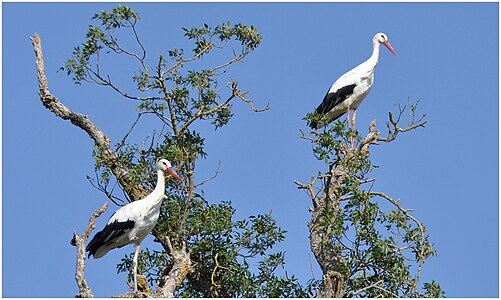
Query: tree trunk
[{"left": 308, "top": 166, "right": 349, "bottom": 298}]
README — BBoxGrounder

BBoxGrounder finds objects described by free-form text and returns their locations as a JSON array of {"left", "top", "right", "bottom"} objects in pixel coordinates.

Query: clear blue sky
[{"left": 3, "top": 2, "right": 498, "bottom": 297}]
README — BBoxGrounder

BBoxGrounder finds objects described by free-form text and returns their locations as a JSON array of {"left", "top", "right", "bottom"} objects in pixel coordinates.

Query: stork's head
[
  {"left": 156, "top": 158, "right": 182, "bottom": 182},
  {"left": 374, "top": 32, "right": 398, "bottom": 56}
]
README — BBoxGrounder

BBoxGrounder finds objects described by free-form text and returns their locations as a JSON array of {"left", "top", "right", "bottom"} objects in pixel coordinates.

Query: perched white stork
[
  {"left": 86, "top": 158, "right": 182, "bottom": 292},
  {"left": 309, "top": 32, "right": 397, "bottom": 131}
]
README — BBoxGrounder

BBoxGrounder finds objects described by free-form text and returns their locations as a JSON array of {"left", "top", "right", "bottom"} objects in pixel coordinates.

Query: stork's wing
[
  {"left": 309, "top": 83, "right": 357, "bottom": 129},
  {"left": 316, "top": 84, "right": 357, "bottom": 115},
  {"left": 86, "top": 219, "right": 135, "bottom": 258}
]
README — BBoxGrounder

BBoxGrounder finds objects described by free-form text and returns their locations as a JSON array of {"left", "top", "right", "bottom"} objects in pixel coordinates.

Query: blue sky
[{"left": 3, "top": 2, "right": 498, "bottom": 297}]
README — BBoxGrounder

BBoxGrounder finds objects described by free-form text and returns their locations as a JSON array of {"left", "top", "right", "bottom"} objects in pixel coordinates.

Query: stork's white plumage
[
  {"left": 309, "top": 32, "right": 397, "bottom": 131},
  {"left": 86, "top": 158, "right": 182, "bottom": 292}
]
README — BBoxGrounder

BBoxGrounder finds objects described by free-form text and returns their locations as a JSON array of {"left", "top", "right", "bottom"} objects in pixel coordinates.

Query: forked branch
[{"left": 379, "top": 98, "right": 427, "bottom": 143}]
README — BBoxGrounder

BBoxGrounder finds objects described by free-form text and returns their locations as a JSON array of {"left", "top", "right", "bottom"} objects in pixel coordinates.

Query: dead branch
[
  {"left": 232, "top": 81, "right": 271, "bottom": 113},
  {"left": 72, "top": 202, "right": 108, "bottom": 298},
  {"left": 30, "top": 32, "right": 147, "bottom": 201},
  {"left": 378, "top": 98, "right": 427, "bottom": 143}
]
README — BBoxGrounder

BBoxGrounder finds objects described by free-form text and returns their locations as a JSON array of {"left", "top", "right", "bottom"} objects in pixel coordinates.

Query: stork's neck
[
  {"left": 149, "top": 169, "right": 166, "bottom": 206},
  {"left": 366, "top": 40, "right": 381, "bottom": 70}
]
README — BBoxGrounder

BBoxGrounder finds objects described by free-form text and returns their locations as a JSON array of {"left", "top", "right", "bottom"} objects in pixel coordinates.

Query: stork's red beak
[
  {"left": 382, "top": 41, "right": 398, "bottom": 56},
  {"left": 167, "top": 167, "right": 182, "bottom": 182}
]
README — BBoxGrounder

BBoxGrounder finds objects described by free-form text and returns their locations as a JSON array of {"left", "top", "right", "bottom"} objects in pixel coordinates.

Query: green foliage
[
  {"left": 117, "top": 248, "right": 170, "bottom": 288},
  {"left": 61, "top": 5, "right": 260, "bottom": 135},
  {"left": 183, "top": 22, "right": 261, "bottom": 56},
  {"left": 119, "top": 197, "right": 311, "bottom": 297},
  {"left": 423, "top": 280, "right": 445, "bottom": 298},
  {"left": 93, "top": 4, "right": 140, "bottom": 30},
  {"left": 61, "top": 5, "right": 140, "bottom": 84}
]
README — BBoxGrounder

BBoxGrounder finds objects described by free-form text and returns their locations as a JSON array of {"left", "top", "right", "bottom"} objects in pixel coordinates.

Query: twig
[
  {"left": 378, "top": 100, "right": 427, "bottom": 143},
  {"left": 294, "top": 179, "right": 320, "bottom": 209},
  {"left": 350, "top": 279, "right": 384, "bottom": 297},
  {"left": 211, "top": 253, "right": 229, "bottom": 288},
  {"left": 195, "top": 161, "right": 222, "bottom": 187},
  {"left": 115, "top": 112, "right": 148, "bottom": 151},
  {"left": 87, "top": 68, "right": 161, "bottom": 101},
  {"left": 232, "top": 81, "right": 271, "bottom": 113},
  {"left": 86, "top": 174, "right": 125, "bottom": 206}
]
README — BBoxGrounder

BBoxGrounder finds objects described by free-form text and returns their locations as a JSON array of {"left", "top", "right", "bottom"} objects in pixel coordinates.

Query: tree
[
  {"left": 32, "top": 5, "right": 307, "bottom": 298},
  {"left": 32, "top": 4, "right": 443, "bottom": 298},
  {"left": 297, "top": 104, "right": 444, "bottom": 297}
]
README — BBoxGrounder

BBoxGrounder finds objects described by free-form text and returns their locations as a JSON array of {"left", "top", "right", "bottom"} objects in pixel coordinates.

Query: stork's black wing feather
[
  {"left": 86, "top": 219, "right": 135, "bottom": 258},
  {"left": 309, "top": 84, "right": 357, "bottom": 129}
]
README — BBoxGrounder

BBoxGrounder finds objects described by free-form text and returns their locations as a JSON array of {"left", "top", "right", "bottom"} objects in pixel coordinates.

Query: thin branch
[
  {"left": 372, "top": 284, "right": 400, "bottom": 298},
  {"left": 195, "top": 161, "right": 222, "bottom": 187},
  {"left": 349, "top": 280, "right": 384, "bottom": 297},
  {"left": 378, "top": 99, "right": 427, "bottom": 143},
  {"left": 87, "top": 174, "right": 126, "bottom": 206},
  {"left": 369, "top": 191, "right": 425, "bottom": 236},
  {"left": 156, "top": 56, "right": 179, "bottom": 135},
  {"left": 233, "top": 83, "right": 271, "bottom": 113},
  {"left": 128, "top": 20, "right": 147, "bottom": 61},
  {"left": 210, "top": 48, "right": 248, "bottom": 73},
  {"left": 115, "top": 111, "right": 151, "bottom": 151},
  {"left": 87, "top": 68, "right": 161, "bottom": 101},
  {"left": 294, "top": 179, "right": 321, "bottom": 209}
]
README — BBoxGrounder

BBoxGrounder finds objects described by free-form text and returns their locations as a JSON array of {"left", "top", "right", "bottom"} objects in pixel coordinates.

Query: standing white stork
[
  {"left": 309, "top": 32, "right": 398, "bottom": 135},
  {"left": 86, "top": 158, "right": 182, "bottom": 292}
]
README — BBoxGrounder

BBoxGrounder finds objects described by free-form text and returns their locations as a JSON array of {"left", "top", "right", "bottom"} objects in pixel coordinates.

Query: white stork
[
  {"left": 86, "top": 158, "right": 182, "bottom": 292},
  {"left": 309, "top": 32, "right": 397, "bottom": 133}
]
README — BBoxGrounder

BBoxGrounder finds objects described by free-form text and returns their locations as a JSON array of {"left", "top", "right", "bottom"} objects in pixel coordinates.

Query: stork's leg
[
  {"left": 349, "top": 108, "right": 358, "bottom": 149},
  {"left": 132, "top": 244, "right": 140, "bottom": 292},
  {"left": 352, "top": 108, "right": 357, "bottom": 128},
  {"left": 345, "top": 106, "right": 352, "bottom": 130}
]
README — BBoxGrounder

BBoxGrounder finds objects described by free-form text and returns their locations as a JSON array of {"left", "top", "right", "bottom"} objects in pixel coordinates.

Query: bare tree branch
[
  {"left": 378, "top": 98, "right": 427, "bottom": 143},
  {"left": 31, "top": 32, "right": 148, "bottom": 201},
  {"left": 72, "top": 202, "right": 108, "bottom": 298}
]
